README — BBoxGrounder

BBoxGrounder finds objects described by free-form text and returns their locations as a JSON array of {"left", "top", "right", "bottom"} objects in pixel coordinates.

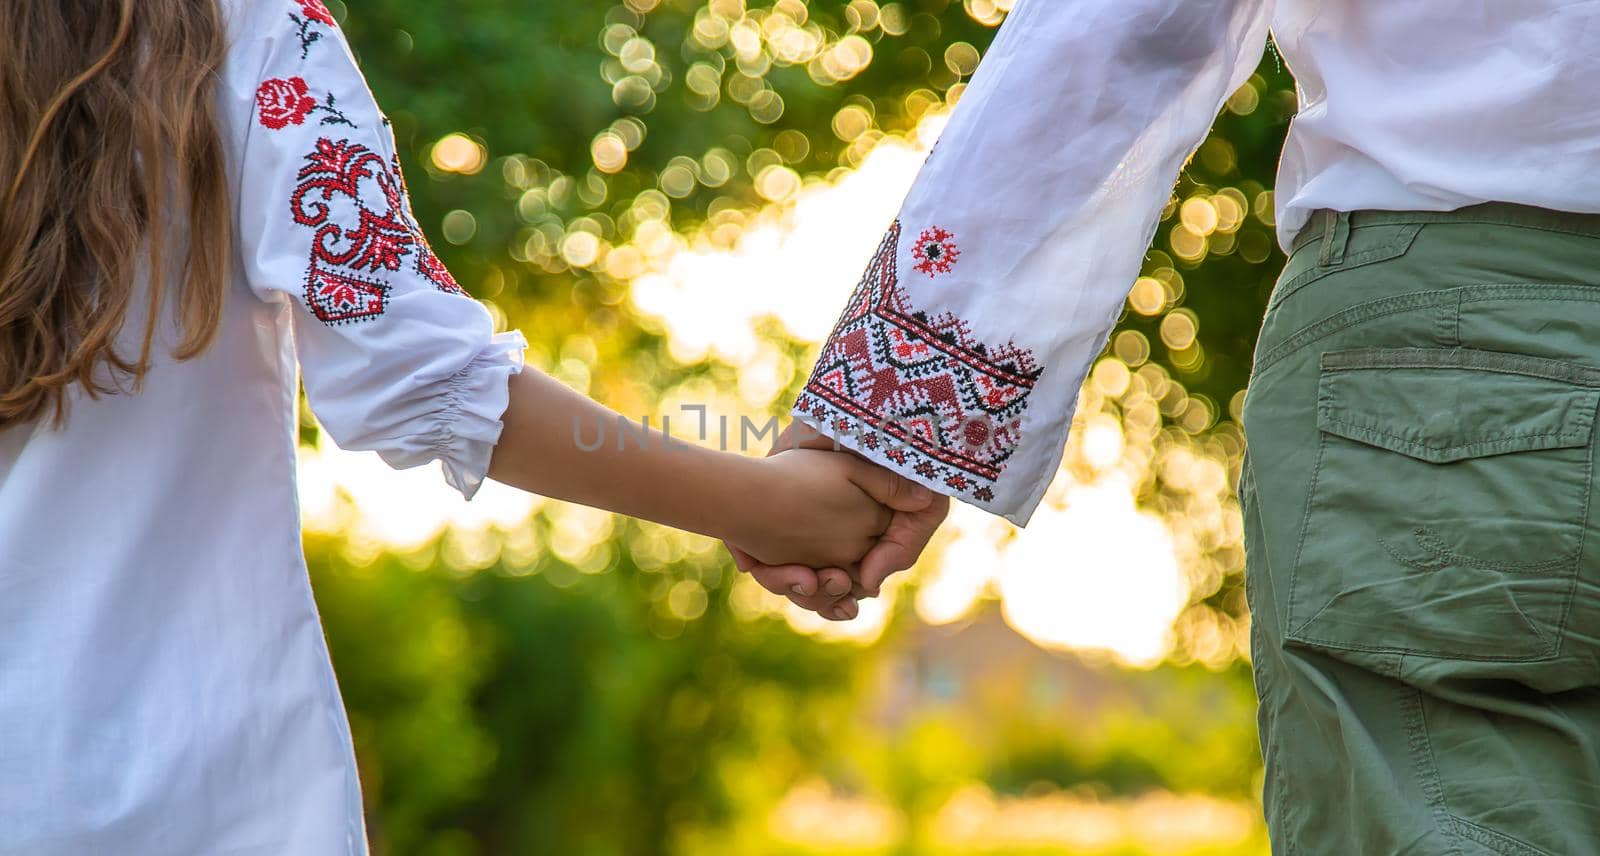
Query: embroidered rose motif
[
  {"left": 911, "top": 226, "right": 960, "bottom": 277},
  {"left": 256, "top": 77, "right": 316, "bottom": 130},
  {"left": 296, "top": 0, "right": 336, "bottom": 26}
]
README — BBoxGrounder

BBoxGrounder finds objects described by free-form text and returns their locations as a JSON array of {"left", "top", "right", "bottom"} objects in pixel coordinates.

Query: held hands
[
  {"left": 725, "top": 449, "right": 912, "bottom": 569},
  {"left": 724, "top": 422, "right": 952, "bottom": 621},
  {"left": 485, "top": 370, "right": 944, "bottom": 606}
]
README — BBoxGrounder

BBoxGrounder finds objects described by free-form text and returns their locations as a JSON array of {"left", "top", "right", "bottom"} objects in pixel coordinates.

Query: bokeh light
[{"left": 299, "top": 2, "right": 1293, "bottom": 850}]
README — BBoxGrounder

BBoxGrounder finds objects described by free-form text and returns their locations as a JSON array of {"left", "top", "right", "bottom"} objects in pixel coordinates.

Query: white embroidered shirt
[
  {"left": 793, "top": 0, "right": 1600, "bottom": 524},
  {"left": 0, "top": 2, "right": 522, "bottom": 852}
]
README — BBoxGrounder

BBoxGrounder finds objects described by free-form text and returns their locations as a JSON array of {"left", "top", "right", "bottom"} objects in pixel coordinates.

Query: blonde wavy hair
[{"left": 0, "top": 0, "right": 230, "bottom": 426}]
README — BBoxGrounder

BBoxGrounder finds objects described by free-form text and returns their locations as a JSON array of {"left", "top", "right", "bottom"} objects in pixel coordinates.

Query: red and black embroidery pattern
[
  {"left": 387, "top": 153, "right": 464, "bottom": 294},
  {"left": 265, "top": 0, "right": 462, "bottom": 322},
  {"left": 796, "top": 221, "right": 1042, "bottom": 503},
  {"left": 312, "top": 93, "right": 356, "bottom": 127},
  {"left": 290, "top": 0, "right": 337, "bottom": 58},
  {"left": 911, "top": 225, "right": 960, "bottom": 277},
  {"left": 297, "top": 0, "right": 336, "bottom": 24},
  {"left": 256, "top": 77, "right": 316, "bottom": 129},
  {"left": 293, "top": 139, "right": 423, "bottom": 321},
  {"left": 289, "top": 138, "right": 464, "bottom": 324},
  {"left": 256, "top": 77, "right": 356, "bottom": 130},
  {"left": 291, "top": 139, "right": 408, "bottom": 323}
]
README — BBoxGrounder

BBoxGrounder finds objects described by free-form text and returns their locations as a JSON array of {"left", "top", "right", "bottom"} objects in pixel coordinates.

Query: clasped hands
[{"left": 722, "top": 421, "right": 950, "bottom": 620}]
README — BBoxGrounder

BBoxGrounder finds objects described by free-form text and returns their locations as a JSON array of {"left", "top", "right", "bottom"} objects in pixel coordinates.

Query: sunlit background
[{"left": 306, "top": 1, "right": 1295, "bottom": 853}]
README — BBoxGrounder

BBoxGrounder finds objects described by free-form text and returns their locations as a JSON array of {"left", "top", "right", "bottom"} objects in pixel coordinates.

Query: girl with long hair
[{"left": 0, "top": 1, "right": 928, "bottom": 851}]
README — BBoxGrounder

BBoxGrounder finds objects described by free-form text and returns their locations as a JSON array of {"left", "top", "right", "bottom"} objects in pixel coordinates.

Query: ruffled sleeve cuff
[{"left": 375, "top": 330, "right": 527, "bottom": 500}]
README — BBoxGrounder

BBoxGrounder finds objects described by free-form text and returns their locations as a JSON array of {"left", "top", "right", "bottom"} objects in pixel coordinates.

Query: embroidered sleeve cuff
[{"left": 791, "top": 221, "right": 1050, "bottom": 527}]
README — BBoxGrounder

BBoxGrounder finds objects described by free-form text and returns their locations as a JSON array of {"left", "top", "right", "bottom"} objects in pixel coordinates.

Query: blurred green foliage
[{"left": 304, "top": 0, "right": 1295, "bottom": 853}]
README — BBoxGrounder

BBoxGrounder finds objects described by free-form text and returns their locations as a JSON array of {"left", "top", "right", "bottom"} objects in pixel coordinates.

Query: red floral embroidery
[
  {"left": 289, "top": 0, "right": 335, "bottom": 57},
  {"left": 796, "top": 221, "right": 1042, "bottom": 503},
  {"left": 414, "top": 240, "right": 462, "bottom": 294},
  {"left": 911, "top": 225, "right": 960, "bottom": 277},
  {"left": 389, "top": 153, "right": 464, "bottom": 294},
  {"left": 297, "top": 0, "right": 336, "bottom": 25},
  {"left": 304, "top": 266, "right": 388, "bottom": 324},
  {"left": 256, "top": 77, "right": 316, "bottom": 130},
  {"left": 291, "top": 139, "right": 409, "bottom": 323},
  {"left": 256, "top": 76, "right": 355, "bottom": 130},
  {"left": 289, "top": 138, "right": 465, "bottom": 324}
]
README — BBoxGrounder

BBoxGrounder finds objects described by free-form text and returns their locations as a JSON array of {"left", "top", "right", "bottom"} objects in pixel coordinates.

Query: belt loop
[{"left": 1318, "top": 210, "right": 1351, "bottom": 267}]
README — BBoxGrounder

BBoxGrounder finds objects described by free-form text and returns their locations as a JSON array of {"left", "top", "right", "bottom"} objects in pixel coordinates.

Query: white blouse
[
  {"left": 0, "top": 1, "right": 521, "bottom": 853},
  {"left": 794, "top": 0, "right": 1600, "bottom": 525}
]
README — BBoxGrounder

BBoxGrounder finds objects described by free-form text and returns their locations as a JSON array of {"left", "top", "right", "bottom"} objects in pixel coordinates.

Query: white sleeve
[
  {"left": 225, "top": 1, "right": 523, "bottom": 499},
  {"left": 792, "top": 0, "right": 1272, "bottom": 525}
]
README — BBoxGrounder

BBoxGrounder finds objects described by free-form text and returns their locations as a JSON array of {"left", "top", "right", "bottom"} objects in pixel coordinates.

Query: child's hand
[{"left": 726, "top": 448, "right": 932, "bottom": 569}]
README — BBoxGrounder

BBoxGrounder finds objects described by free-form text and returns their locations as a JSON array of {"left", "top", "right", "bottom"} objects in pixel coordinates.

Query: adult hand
[{"left": 726, "top": 420, "right": 951, "bottom": 619}]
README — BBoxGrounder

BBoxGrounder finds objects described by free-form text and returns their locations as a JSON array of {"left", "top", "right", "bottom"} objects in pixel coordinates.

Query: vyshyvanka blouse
[
  {"left": 0, "top": 1, "right": 521, "bottom": 852},
  {"left": 794, "top": 0, "right": 1600, "bottom": 524}
]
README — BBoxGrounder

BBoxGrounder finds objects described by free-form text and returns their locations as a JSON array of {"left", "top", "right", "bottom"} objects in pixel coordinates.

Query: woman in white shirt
[
  {"left": 755, "top": 0, "right": 1600, "bottom": 852},
  {"left": 0, "top": 0, "right": 935, "bottom": 852}
]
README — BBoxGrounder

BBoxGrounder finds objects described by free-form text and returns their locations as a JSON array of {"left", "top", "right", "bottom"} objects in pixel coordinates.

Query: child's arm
[
  {"left": 225, "top": 6, "right": 922, "bottom": 567},
  {"left": 487, "top": 369, "right": 933, "bottom": 569}
]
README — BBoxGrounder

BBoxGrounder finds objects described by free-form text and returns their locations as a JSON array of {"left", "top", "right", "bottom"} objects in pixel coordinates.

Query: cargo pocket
[{"left": 1286, "top": 347, "right": 1600, "bottom": 662}]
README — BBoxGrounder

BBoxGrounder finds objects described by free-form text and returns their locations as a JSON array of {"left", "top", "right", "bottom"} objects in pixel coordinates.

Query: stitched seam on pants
[
  {"left": 1269, "top": 226, "right": 1423, "bottom": 313},
  {"left": 1242, "top": 460, "right": 1296, "bottom": 855},
  {"left": 1255, "top": 290, "right": 1457, "bottom": 373},
  {"left": 1318, "top": 418, "right": 1589, "bottom": 456},
  {"left": 1350, "top": 213, "right": 1600, "bottom": 241},
  {"left": 1256, "top": 284, "right": 1600, "bottom": 375},
  {"left": 1289, "top": 627, "right": 1561, "bottom": 661},
  {"left": 1402, "top": 663, "right": 1585, "bottom": 856},
  {"left": 1321, "top": 347, "right": 1600, "bottom": 387},
  {"left": 1268, "top": 266, "right": 1327, "bottom": 312},
  {"left": 1377, "top": 526, "right": 1577, "bottom": 575},
  {"left": 1458, "top": 283, "right": 1600, "bottom": 306},
  {"left": 1449, "top": 817, "right": 1557, "bottom": 856},
  {"left": 1453, "top": 289, "right": 1463, "bottom": 347},
  {"left": 1549, "top": 431, "right": 1594, "bottom": 649},
  {"left": 1283, "top": 433, "right": 1328, "bottom": 641},
  {"left": 1318, "top": 212, "right": 1338, "bottom": 266},
  {"left": 1286, "top": 605, "right": 1565, "bottom": 658},
  {"left": 1400, "top": 669, "right": 1466, "bottom": 856}
]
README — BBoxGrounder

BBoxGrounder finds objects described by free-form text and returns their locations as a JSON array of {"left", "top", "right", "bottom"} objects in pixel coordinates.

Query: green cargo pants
[{"left": 1240, "top": 203, "right": 1600, "bottom": 855}]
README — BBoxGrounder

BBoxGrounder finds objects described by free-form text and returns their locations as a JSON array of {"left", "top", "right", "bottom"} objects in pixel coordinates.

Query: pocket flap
[{"left": 1317, "top": 347, "right": 1600, "bottom": 463}]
